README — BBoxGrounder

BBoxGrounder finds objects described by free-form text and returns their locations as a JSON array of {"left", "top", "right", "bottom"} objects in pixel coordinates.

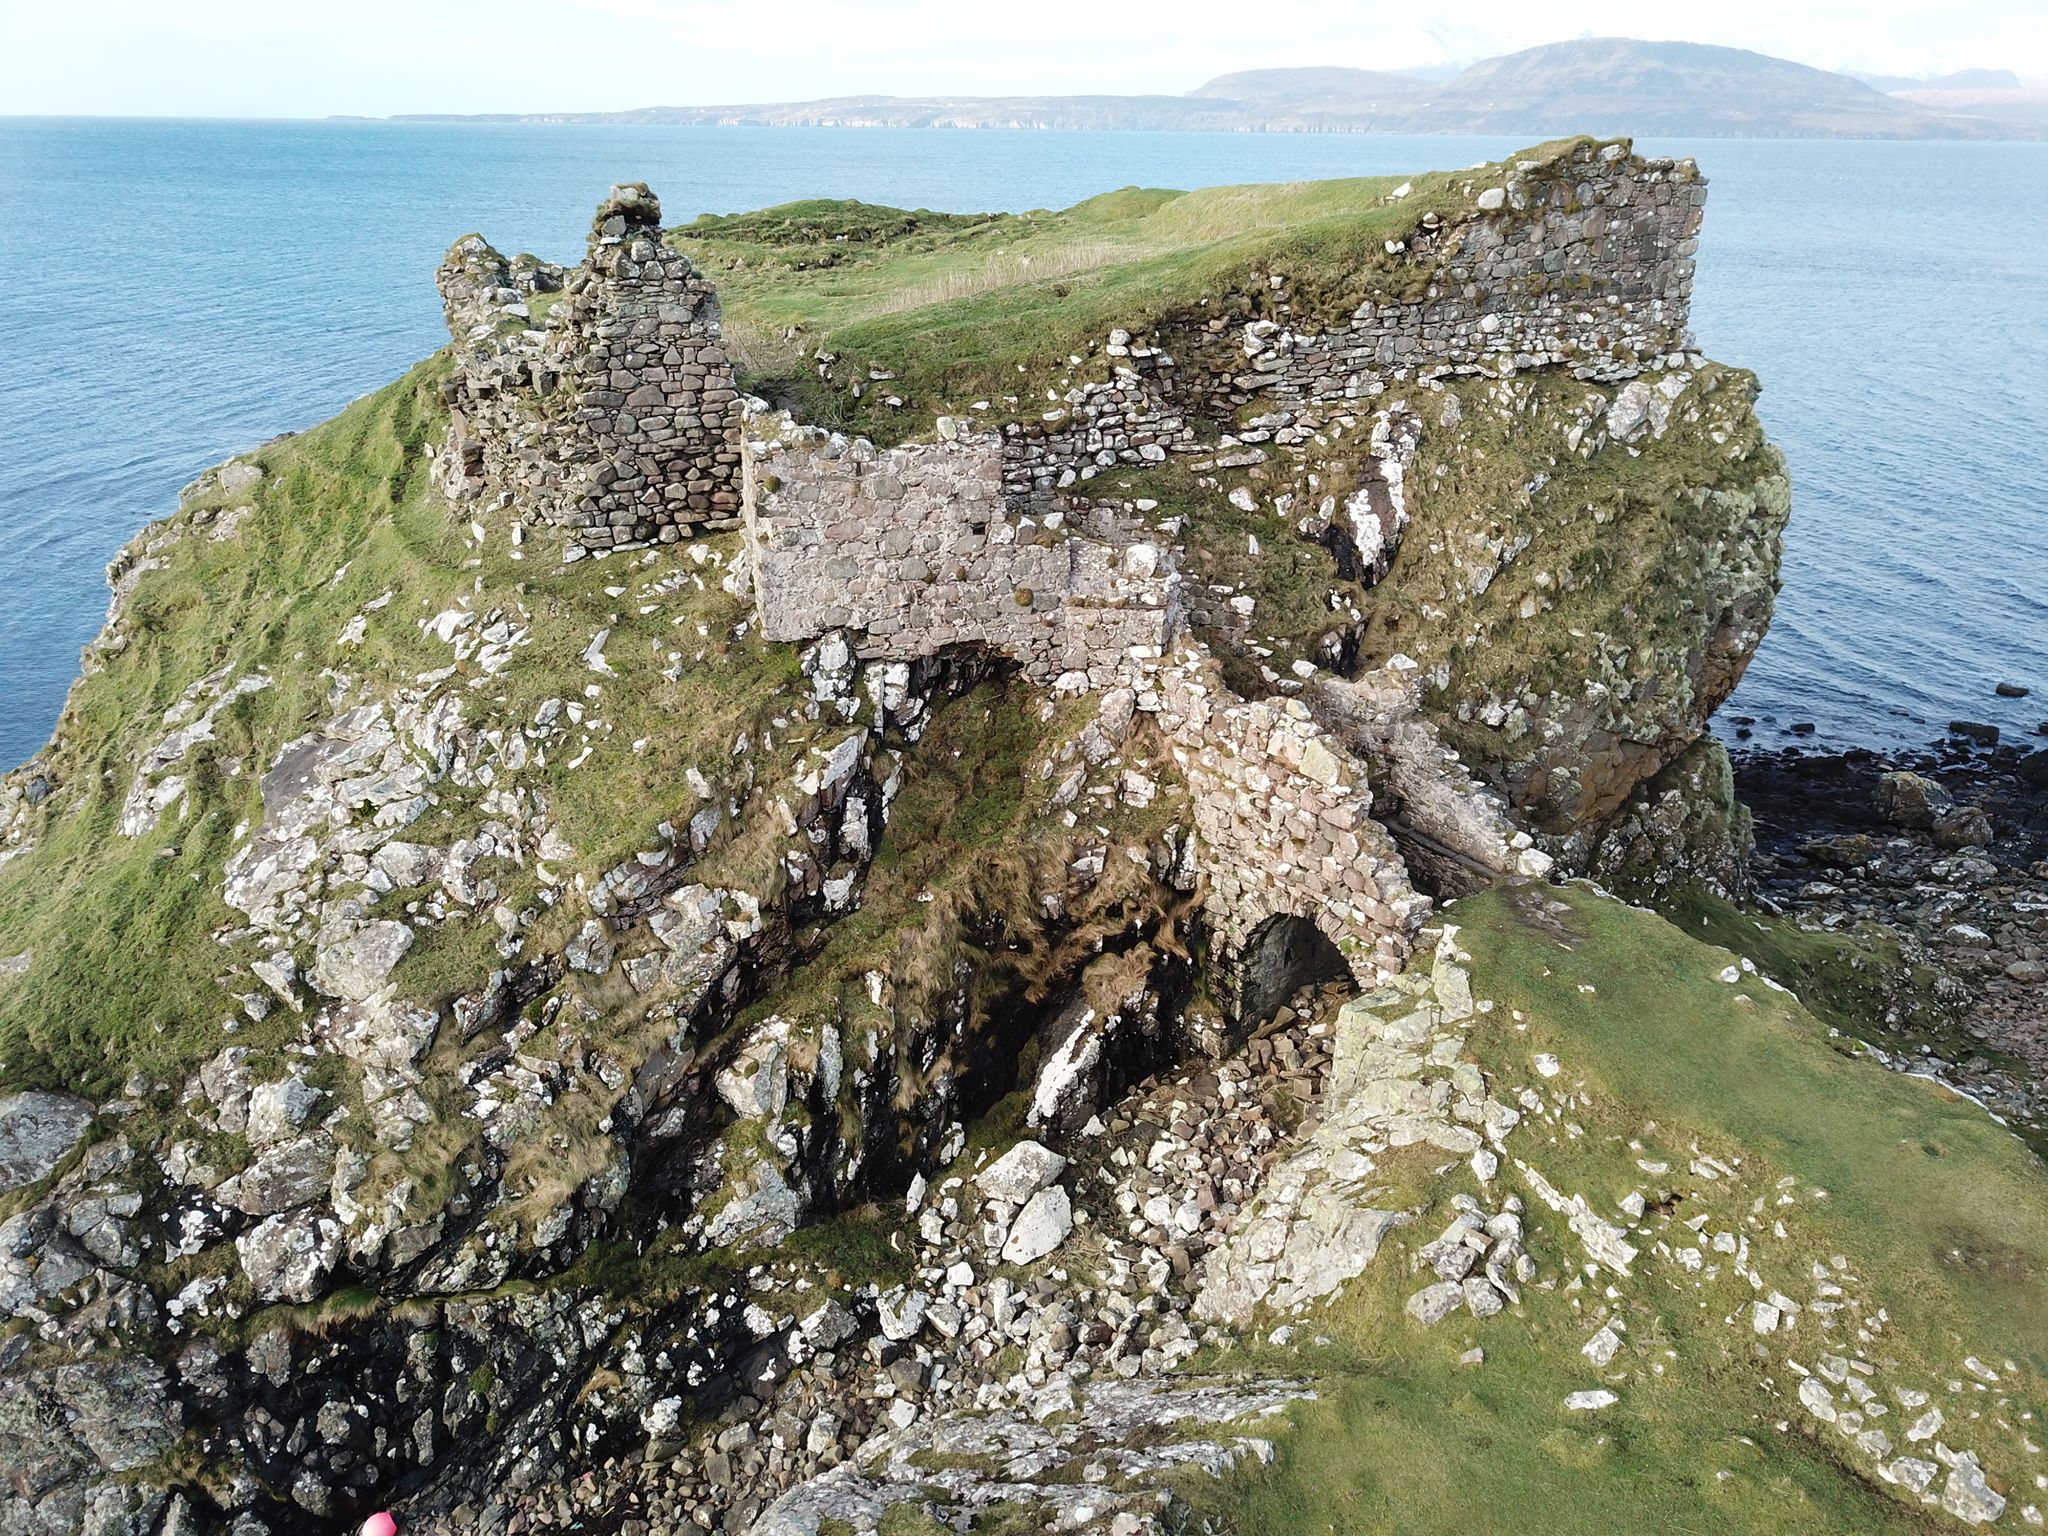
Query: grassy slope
[
  {"left": 1669, "top": 889, "right": 1963, "bottom": 1042},
  {"left": 1193, "top": 882, "right": 2045, "bottom": 1534},
  {"left": 0, "top": 362, "right": 457, "bottom": 1094},
  {"left": 0, "top": 360, "right": 804, "bottom": 1098},
  {"left": 676, "top": 143, "right": 1594, "bottom": 442}
]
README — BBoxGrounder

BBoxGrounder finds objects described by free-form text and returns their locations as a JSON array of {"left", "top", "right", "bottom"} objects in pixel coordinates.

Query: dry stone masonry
[
  {"left": 435, "top": 184, "right": 742, "bottom": 551},
  {"left": 743, "top": 409, "right": 1179, "bottom": 691},
  {"left": 1213, "top": 141, "right": 1704, "bottom": 402},
  {"left": 920, "top": 139, "right": 1702, "bottom": 515},
  {"left": 1151, "top": 650, "right": 1425, "bottom": 989}
]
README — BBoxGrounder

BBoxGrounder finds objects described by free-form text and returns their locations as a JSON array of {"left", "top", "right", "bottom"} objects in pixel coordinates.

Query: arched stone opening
[{"left": 1235, "top": 912, "right": 1350, "bottom": 1030}]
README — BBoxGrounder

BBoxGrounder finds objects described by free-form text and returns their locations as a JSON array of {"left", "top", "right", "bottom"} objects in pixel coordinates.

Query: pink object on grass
[{"left": 361, "top": 1515, "right": 398, "bottom": 1536}]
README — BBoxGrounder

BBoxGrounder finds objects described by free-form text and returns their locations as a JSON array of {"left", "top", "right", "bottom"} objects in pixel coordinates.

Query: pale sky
[{"left": 2, "top": 0, "right": 2041, "bottom": 118}]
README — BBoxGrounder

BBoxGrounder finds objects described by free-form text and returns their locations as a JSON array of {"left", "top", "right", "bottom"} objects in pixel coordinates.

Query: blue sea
[{"left": 1, "top": 120, "right": 2044, "bottom": 768}]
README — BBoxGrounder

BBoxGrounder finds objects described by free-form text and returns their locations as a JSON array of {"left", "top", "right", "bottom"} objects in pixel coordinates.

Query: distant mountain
[
  {"left": 1852, "top": 67, "right": 2022, "bottom": 93},
  {"left": 524, "top": 93, "right": 1265, "bottom": 133},
  {"left": 390, "top": 37, "right": 2037, "bottom": 140},
  {"left": 1402, "top": 37, "right": 1966, "bottom": 137},
  {"left": 1185, "top": 66, "right": 1433, "bottom": 109}
]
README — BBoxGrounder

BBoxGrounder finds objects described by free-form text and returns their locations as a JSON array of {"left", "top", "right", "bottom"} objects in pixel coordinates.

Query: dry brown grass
[
  {"left": 859, "top": 240, "right": 1132, "bottom": 318},
  {"left": 721, "top": 317, "right": 811, "bottom": 381}
]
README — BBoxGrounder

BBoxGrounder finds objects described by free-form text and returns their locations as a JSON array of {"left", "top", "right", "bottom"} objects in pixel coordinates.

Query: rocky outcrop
[
  {"left": 1311, "top": 660, "right": 1552, "bottom": 892},
  {"left": 0, "top": 1090, "right": 93, "bottom": 1193},
  {"left": 750, "top": 1375, "right": 1302, "bottom": 1535},
  {"left": 1195, "top": 927, "right": 1521, "bottom": 1324},
  {"left": 1586, "top": 735, "right": 1756, "bottom": 904}
]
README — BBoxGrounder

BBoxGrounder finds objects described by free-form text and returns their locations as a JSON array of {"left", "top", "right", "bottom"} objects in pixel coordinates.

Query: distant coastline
[{"left": 370, "top": 38, "right": 2048, "bottom": 141}]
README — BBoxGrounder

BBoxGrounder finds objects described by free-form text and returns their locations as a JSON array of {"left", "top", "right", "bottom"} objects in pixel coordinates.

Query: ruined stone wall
[
  {"left": 741, "top": 416, "right": 1421, "bottom": 990},
  {"left": 1221, "top": 143, "right": 1704, "bottom": 401},
  {"left": 435, "top": 184, "right": 742, "bottom": 552},
  {"left": 442, "top": 144, "right": 1696, "bottom": 547},
  {"left": 991, "top": 141, "right": 1702, "bottom": 512},
  {"left": 999, "top": 345, "right": 1190, "bottom": 513},
  {"left": 1153, "top": 650, "right": 1424, "bottom": 987},
  {"left": 743, "top": 408, "right": 1180, "bottom": 691}
]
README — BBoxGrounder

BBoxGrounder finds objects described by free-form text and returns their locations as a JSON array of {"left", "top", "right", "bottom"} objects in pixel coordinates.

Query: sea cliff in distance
[{"left": 384, "top": 37, "right": 2048, "bottom": 140}]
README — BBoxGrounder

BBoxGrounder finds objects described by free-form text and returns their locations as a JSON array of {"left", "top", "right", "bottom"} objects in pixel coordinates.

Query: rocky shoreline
[{"left": 1730, "top": 721, "right": 2048, "bottom": 1138}]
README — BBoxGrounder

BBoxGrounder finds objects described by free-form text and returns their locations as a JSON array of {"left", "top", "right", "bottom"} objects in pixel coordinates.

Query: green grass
[
  {"left": 0, "top": 359, "right": 457, "bottom": 1095},
  {"left": 676, "top": 140, "right": 1606, "bottom": 443},
  {"left": 0, "top": 354, "right": 806, "bottom": 1101},
  {"left": 773, "top": 1203, "right": 916, "bottom": 1287},
  {"left": 561, "top": 1198, "right": 914, "bottom": 1310},
  {"left": 1191, "top": 881, "right": 2045, "bottom": 1535},
  {"left": 1663, "top": 888, "right": 2045, "bottom": 1154},
  {"left": 1668, "top": 889, "right": 1955, "bottom": 1042}
]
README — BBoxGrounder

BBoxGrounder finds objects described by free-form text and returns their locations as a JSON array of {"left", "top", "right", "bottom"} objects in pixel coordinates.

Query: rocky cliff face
[{"left": 0, "top": 139, "right": 1790, "bottom": 1536}]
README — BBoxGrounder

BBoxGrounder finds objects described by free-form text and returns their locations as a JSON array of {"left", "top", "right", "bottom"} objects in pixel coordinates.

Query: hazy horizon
[{"left": 2, "top": 1, "right": 2041, "bottom": 120}]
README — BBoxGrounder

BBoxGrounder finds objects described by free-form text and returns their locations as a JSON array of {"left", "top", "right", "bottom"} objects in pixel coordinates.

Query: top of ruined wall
[
  {"left": 1238, "top": 139, "right": 1703, "bottom": 388},
  {"left": 991, "top": 140, "right": 1703, "bottom": 511}
]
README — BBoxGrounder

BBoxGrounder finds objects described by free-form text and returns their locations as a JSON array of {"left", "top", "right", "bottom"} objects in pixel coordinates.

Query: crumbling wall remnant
[{"left": 434, "top": 183, "right": 742, "bottom": 552}]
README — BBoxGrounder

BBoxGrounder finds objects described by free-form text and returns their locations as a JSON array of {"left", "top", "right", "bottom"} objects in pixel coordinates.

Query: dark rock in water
[
  {"left": 1800, "top": 831, "right": 1887, "bottom": 869},
  {"left": 1876, "top": 769, "right": 1952, "bottom": 830},
  {"left": 1789, "top": 721, "right": 1816, "bottom": 735},
  {"left": 1799, "top": 754, "right": 1855, "bottom": 784},
  {"left": 1949, "top": 720, "right": 2001, "bottom": 746},
  {"left": 1933, "top": 804, "right": 1994, "bottom": 849},
  {"left": 1995, "top": 682, "right": 2030, "bottom": 698}
]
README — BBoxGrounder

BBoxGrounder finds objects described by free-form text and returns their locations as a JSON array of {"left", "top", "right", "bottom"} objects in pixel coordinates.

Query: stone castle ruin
[
  {"left": 435, "top": 183, "right": 742, "bottom": 548},
  {"left": 0, "top": 138, "right": 1840, "bottom": 1536},
  {"left": 434, "top": 141, "right": 1704, "bottom": 1006}
]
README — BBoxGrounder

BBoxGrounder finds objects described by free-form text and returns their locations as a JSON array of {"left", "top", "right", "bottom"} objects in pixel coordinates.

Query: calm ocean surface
[{"left": 1, "top": 120, "right": 2043, "bottom": 768}]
